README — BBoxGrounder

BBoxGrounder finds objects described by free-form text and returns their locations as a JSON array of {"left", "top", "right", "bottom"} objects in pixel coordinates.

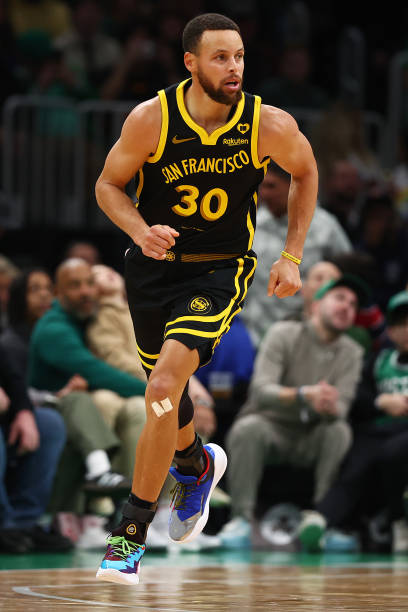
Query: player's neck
[{"left": 184, "top": 82, "right": 234, "bottom": 134}]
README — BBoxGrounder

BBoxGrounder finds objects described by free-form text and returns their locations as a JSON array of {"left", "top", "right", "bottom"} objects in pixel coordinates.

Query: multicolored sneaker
[
  {"left": 169, "top": 443, "right": 227, "bottom": 543},
  {"left": 96, "top": 534, "right": 146, "bottom": 585}
]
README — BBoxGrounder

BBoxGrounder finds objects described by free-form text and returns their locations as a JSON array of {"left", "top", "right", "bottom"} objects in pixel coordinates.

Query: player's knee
[{"left": 146, "top": 375, "right": 177, "bottom": 419}]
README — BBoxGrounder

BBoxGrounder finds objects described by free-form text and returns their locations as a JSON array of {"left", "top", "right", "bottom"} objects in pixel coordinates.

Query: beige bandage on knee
[{"left": 151, "top": 397, "right": 174, "bottom": 417}]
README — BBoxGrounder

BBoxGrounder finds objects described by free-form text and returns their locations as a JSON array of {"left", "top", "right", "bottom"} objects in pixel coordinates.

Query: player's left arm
[{"left": 258, "top": 105, "right": 318, "bottom": 298}]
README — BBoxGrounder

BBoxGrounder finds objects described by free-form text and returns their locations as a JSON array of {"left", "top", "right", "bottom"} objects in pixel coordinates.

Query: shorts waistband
[{"left": 165, "top": 251, "right": 240, "bottom": 263}]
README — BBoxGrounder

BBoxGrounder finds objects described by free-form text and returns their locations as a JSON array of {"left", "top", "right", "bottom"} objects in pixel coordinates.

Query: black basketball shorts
[{"left": 124, "top": 245, "right": 257, "bottom": 374}]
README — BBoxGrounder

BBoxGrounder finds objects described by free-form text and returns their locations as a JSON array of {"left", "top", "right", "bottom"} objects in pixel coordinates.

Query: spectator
[
  {"left": 288, "top": 259, "right": 341, "bottom": 320},
  {"left": 54, "top": 0, "right": 122, "bottom": 97},
  {"left": 330, "top": 251, "right": 388, "bottom": 353},
  {"left": 353, "top": 195, "right": 408, "bottom": 311},
  {"left": 311, "top": 101, "right": 386, "bottom": 193},
  {"left": 9, "top": 0, "right": 71, "bottom": 38},
  {"left": 0, "top": 255, "right": 19, "bottom": 331},
  {"left": 63, "top": 240, "right": 102, "bottom": 266},
  {"left": 318, "top": 158, "right": 364, "bottom": 242},
  {"left": 101, "top": 24, "right": 166, "bottom": 102},
  {"left": 218, "top": 274, "right": 365, "bottom": 548},
  {"left": 258, "top": 45, "right": 330, "bottom": 112},
  {"left": 0, "top": 267, "right": 132, "bottom": 530},
  {"left": 241, "top": 162, "right": 352, "bottom": 345},
  {"left": 28, "top": 258, "right": 147, "bottom": 478},
  {"left": 0, "top": 343, "right": 71, "bottom": 553},
  {"left": 299, "top": 290, "right": 408, "bottom": 553}
]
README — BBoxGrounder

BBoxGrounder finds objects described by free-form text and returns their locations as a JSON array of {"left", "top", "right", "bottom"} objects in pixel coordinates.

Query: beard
[{"left": 197, "top": 66, "right": 242, "bottom": 106}]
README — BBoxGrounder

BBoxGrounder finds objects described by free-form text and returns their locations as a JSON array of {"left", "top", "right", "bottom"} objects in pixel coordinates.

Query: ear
[{"left": 184, "top": 51, "right": 196, "bottom": 74}]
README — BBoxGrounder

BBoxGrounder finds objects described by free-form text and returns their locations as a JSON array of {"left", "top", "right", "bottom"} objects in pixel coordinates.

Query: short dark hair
[{"left": 182, "top": 13, "right": 241, "bottom": 54}]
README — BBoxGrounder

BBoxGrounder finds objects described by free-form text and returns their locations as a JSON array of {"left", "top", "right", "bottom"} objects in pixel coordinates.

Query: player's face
[
  {"left": 319, "top": 287, "right": 358, "bottom": 333},
  {"left": 191, "top": 30, "right": 244, "bottom": 105}
]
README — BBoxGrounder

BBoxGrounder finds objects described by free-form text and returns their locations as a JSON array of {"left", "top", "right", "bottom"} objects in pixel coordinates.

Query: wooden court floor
[{"left": 2, "top": 562, "right": 408, "bottom": 611}]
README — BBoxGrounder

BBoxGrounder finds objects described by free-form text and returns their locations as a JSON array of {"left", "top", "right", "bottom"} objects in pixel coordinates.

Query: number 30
[{"left": 172, "top": 185, "right": 228, "bottom": 221}]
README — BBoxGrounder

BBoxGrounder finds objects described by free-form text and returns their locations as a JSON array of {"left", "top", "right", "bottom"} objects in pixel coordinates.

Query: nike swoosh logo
[{"left": 172, "top": 135, "right": 197, "bottom": 144}]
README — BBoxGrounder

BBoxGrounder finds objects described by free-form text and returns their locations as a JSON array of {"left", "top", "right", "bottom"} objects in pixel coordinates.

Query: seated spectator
[
  {"left": 0, "top": 255, "right": 20, "bottom": 331},
  {"left": 287, "top": 258, "right": 373, "bottom": 354},
  {"left": 0, "top": 267, "right": 132, "bottom": 530},
  {"left": 64, "top": 240, "right": 102, "bottom": 266},
  {"left": 299, "top": 291, "right": 408, "bottom": 553},
  {"left": 100, "top": 24, "right": 166, "bottom": 102},
  {"left": 28, "top": 258, "right": 147, "bottom": 479},
  {"left": 287, "top": 260, "right": 341, "bottom": 320},
  {"left": 353, "top": 194, "right": 408, "bottom": 311},
  {"left": 330, "top": 251, "right": 388, "bottom": 352},
  {"left": 0, "top": 343, "right": 71, "bottom": 553},
  {"left": 241, "top": 162, "right": 352, "bottom": 345},
  {"left": 318, "top": 158, "right": 365, "bottom": 242},
  {"left": 54, "top": 0, "right": 122, "bottom": 97},
  {"left": 218, "top": 274, "right": 365, "bottom": 548},
  {"left": 258, "top": 45, "right": 330, "bottom": 112}
]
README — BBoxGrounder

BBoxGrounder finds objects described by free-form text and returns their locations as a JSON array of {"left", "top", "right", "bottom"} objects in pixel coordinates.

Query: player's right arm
[{"left": 95, "top": 97, "right": 179, "bottom": 260}]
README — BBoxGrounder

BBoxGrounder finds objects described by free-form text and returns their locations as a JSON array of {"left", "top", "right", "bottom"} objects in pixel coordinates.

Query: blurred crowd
[{"left": 1, "top": 0, "right": 408, "bottom": 557}]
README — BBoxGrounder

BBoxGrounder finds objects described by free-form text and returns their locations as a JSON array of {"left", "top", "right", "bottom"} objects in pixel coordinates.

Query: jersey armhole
[
  {"left": 147, "top": 89, "right": 168, "bottom": 164},
  {"left": 251, "top": 96, "right": 270, "bottom": 172}
]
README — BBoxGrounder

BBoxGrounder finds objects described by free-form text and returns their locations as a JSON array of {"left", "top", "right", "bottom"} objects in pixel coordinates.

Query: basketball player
[{"left": 95, "top": 13, "right": 318, "bottom": 585}]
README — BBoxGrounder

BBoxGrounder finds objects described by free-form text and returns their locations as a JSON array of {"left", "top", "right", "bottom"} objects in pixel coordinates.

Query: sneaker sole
[
  {"left": 172, "top": 443, "right": 228, "bottom": 544},
  {"left": 96, "top": 567, "right": 140, "bottom": 585}
]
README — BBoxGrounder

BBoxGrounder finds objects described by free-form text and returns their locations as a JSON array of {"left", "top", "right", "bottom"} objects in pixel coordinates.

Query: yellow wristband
[{"left": 281, "top": 250, "right": 302, "bottom": 265}]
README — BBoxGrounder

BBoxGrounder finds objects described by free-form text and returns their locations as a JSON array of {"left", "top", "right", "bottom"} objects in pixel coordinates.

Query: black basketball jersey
[{"left": 135, "top": 78, "right": 269, "bottom": 255}]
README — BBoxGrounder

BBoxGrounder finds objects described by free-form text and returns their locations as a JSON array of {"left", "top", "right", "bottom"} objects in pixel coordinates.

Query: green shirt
[
  {"left": 28, "top": 300, "right": 146, "bottom": 397},
  {"left": 374, "top": 348, "right": 408, "bottom": 425}
]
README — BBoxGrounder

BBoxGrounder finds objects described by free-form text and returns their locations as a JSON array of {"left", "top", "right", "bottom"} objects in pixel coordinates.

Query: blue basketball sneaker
[
  {"left": 96, "top": 532, "right": 146, "bottom": 585},
  {"left": 169, "top": 443, "right": 227, "bottom": 543}
]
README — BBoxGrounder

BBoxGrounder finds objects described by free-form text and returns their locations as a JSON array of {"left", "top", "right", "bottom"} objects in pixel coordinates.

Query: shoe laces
[
  {"left": 106, "top": 535, "right": 144, "bottom": 559},
  {"left": 170, "top": 482, "right": 196, "bottom": 511}
]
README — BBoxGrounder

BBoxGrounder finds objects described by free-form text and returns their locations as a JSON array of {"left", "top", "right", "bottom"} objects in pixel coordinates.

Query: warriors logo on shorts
[{"left": 188, "top": 296, "right": 211, "bottom": 314}]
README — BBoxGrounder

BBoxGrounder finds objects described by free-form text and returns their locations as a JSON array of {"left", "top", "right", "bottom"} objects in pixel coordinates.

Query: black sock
[
  {"left": 174, "top": 434, "right": 208, "bottom": 478},
  {"left": 112, "top": 493, "right": 157, "bottom": 544}
]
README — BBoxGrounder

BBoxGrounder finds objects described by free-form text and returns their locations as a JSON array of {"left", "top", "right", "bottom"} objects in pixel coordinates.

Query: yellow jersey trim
[
  {"left": 176, "top": 79, "right": 245, "bottom": 146},
  {"left": 251, "top": 96, "right": 269, "bottom": 170},
  {"left": 246, "top": 208, "right": 255, "bottom": 251},
  {"left": 139, "top": 357, "right": 155, "bottom": 370},
  {"left": 135, "top": 168, "right": 144, "bottom": 207},
  {"left": 147, "top": 89, "right": 168, "bottom": 163},
  {"left": 136, "top": 343, "right": 160, "bottom": 359}
]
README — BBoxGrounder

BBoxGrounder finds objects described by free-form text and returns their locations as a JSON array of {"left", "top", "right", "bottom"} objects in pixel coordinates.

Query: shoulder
[
  {"left": 122, "top": 96, "right": 162, "bottom": 142},
  {"left": 259, "top": 104, "right": 299, "bottom": 140},
  {"left": 338, "top": 334, "right": 364, "bottom": 359}
]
